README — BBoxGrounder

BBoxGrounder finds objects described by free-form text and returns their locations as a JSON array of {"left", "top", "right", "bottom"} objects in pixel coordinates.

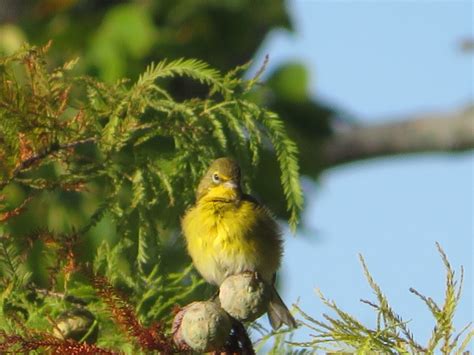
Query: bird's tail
[{"left": 267, "top": 286, "right": 297, "bottom": 330}]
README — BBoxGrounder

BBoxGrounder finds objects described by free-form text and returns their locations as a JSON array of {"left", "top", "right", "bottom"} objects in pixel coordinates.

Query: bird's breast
[{"left": 182, "top": 200, "right": 275, "bottom": 284}]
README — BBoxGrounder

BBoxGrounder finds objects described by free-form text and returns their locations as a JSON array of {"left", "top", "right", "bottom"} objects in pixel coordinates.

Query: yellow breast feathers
[{"left": 182, "top": 197, "right": 282, "bottom": 285}]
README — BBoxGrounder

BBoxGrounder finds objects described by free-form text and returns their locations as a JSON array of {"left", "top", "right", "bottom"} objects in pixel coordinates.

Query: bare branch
[{"left": 322, "top": 105, "right": 474, "bottom": 168}]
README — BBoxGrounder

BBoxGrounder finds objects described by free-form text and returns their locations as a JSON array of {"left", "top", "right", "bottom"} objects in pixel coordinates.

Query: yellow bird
[{"left": 182, "top": 157, "right": 296, "bottom": 329}]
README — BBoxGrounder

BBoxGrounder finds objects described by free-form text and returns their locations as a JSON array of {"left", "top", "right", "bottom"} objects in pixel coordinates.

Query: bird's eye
[{"left": 212, "top": 173, "right": 220, "bottom": 183}]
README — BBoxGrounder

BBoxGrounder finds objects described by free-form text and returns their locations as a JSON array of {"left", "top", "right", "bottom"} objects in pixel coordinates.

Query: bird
[{"left": 181, "top": 157, "right": 297, "bottom": 329}]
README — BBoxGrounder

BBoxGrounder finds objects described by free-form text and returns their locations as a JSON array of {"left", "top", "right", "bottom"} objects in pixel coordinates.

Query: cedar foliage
[
  {"left": 253, "top": 244, "right": 472, "bottom": 354},
  {"left": 0, "top": 43, "right": 302, "bottom": 352}
]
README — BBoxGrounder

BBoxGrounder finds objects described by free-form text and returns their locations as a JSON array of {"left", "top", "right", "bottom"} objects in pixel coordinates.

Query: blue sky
[{"left": 255, "top": 0, "right": 473, "bottom": 349}]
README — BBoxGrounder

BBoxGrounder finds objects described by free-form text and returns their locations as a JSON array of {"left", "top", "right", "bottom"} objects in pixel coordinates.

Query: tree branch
[
  {"left": 322, "top": 105, "right": 474, "bottom": 168},
  {"left": 0, "top": 137, "right": 96, "bottom": 190}
]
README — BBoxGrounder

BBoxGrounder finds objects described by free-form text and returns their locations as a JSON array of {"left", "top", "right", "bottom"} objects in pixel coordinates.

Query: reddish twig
[
  {"left": 92, "top": 275, "right": 174, "bottom": 353},
  {"left": 0, "top": 331, "right": 116, "bottom": 354}
]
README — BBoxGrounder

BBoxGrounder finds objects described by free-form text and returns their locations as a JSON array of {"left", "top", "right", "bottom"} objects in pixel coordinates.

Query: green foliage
[
  {"left": 0, "top": 0, "right": 334, "bottom": 218},
  {"left": 0, "top": 43, "right": 302, "bottom": 352},
  {"left": 261, "top": 243, "right": 472, "bottom": 354}
]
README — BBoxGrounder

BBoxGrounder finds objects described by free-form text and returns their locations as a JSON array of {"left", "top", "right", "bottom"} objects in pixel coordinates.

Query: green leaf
[
  {"left": 137, "top": 58, "right": 231, "bottom": 96},
  {"left": 259, "top": 111, "right": 303, "bottom": 230}
]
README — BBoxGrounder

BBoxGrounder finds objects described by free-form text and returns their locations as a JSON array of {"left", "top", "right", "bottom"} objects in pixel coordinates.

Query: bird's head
[{"left": 196, "top": 157, "right": 242, "bottom": 202}]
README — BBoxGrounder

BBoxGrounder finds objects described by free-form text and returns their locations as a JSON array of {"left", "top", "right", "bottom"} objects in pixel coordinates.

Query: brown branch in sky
[{"left": 322, "top": 105, "right": 474, "bottom": 168}]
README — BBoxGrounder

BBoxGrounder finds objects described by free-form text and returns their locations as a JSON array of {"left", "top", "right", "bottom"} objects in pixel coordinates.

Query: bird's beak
[{"left": 223, "top": 181, "right": 239, "bottom": 189}]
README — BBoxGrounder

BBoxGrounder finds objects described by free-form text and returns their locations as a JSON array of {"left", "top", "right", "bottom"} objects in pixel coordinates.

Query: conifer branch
[
  {"left": 261, "top": 111, "right": 303, "bottom": 230},
  {"left": 0, "top": 137, "right": 96, "bottom": 190},
  {"left": 0, "top": 331, "right": 117, "bottom": 354},
  {"left": 92, "top": 275, "right": 174, "bottom": 353},
  {"left": 285, "top": 244, "right": 471, "bottom": 354}
]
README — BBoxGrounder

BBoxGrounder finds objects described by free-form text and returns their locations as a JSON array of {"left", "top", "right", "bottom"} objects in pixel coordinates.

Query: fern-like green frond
[
  {"left": 0, "top": 44, "right": 306, "bottom": 351},
  {"left": 136, "top": 58, "right": 231, "bottom": 96},
  {"left": 259, "top": 110, "right": 303, "bottom": 230}
]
